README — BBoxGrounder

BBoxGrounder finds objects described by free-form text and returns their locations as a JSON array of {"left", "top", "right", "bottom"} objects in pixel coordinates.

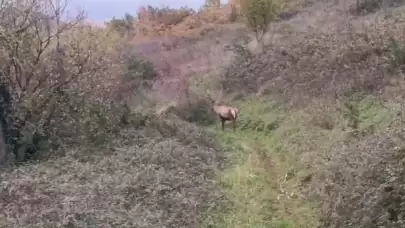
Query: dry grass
[
  {"left": 0, "top": 116, "right": 225, "bottom": 228},
  {"left": 224, "top": 0, "right": 405, "bottom": 105},
  {"left": 133, "top": 24, "right": 248, "bottom": 102},
  {"left": 281, "top": 96, "right": 405, "bottom": 228},
  {"left": 133, "top": 5, "right": 243, "bottom": 41},
  {"left": 200, "top": 99, "right": 320, "bottom": 228},
  {"left": 204, "top": 0, "right": 405, "bottom": 227},
  {"left": 4, "top": 0, "right": 405, "bottom": 228}
]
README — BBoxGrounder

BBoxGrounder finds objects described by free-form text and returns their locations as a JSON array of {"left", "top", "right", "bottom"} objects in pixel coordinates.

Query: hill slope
[
  {"left": 204, "top": 0, "right": 405, "bottom": 227},
  {"left": 2, "top": 0, "right": 405, "bottom": 228}
]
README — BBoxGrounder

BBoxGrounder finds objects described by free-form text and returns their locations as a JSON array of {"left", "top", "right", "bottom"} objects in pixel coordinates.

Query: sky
[{"left": 68, "top": 0, "right": 210, "bottom": 23}]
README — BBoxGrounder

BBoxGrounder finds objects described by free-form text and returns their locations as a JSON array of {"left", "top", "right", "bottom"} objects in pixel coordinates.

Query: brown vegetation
[
  {"left": 221, "top": 0, "right": 405, "bottom": 227},
  {"left": 3, "top": 0, "right": 405, "bottom": 227},
  {"left": 0, "top": 1, "right": 237, "bottom": 227},
  {"left": 0, "top": 0, "right": 128, "bottom": 162}
]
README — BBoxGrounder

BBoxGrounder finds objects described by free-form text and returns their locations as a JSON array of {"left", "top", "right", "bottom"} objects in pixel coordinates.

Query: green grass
[
  {"left": 202, "top": 97, "right": 319, "bottom": 228},
  {"left": 201, "top": 95, "right": 395, "bottom": 228}
]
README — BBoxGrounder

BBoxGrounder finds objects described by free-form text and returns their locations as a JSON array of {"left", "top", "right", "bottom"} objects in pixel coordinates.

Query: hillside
[{"left": 1, "top": 0, "right": 405, "bottom": 228}]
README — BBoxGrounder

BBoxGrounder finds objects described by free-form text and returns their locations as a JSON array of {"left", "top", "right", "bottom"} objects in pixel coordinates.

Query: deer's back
[{"left": 213, "top": 104, "right": 237, "bottom": 120}]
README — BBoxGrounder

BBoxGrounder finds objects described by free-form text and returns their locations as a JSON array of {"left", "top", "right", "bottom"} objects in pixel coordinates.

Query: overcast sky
[{"left": 68, "top": 0, "right": 210, "bottom": 22}]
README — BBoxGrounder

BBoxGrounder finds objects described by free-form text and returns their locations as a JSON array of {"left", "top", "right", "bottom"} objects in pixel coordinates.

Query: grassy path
[{"left": 202, "top": 98, "right": 320, "bottom": 228}]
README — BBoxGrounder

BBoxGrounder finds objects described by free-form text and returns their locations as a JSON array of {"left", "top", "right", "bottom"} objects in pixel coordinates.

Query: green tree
[
  {"left": 240, "top": 0, "right": 280, "bottom": 43},
  {"left": 107, "top": 13, "right": 136, "bottom": 37},
  {"left": 204, "top": 0, "right": 221, "bottom": 8}
]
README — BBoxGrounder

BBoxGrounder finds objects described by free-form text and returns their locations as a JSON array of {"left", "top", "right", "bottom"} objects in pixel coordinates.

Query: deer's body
[
  {"left": 207, "top": 87, "right": 240, "bottom": 132},
  {"left": 212, "top": 102, "right": 240, "bottom": 132}
]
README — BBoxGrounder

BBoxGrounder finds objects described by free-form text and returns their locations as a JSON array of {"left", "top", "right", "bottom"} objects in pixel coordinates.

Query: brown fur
[{"left": 208, "top": 95, "right": 240, "bottom": 132}]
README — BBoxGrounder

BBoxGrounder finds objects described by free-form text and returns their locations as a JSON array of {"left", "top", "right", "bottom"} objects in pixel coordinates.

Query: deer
[{"left": 207, "top": 87, "right": 240, "bottom": 132}]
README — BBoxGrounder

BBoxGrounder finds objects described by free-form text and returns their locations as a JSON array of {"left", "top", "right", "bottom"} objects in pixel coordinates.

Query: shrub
[
  {"left": 119, "top": 45, "right": 158, "bottom": 97},
  {"left": 349, "top": 0, "right": 404, "bottom": 15},
  {"left": 0, "top": 0, "right": 88, "bottom": 162},
  {"left": 0, "top": 0, "right": 158, "bottom": 163},
  {"left": 171, "top": 94, "right": 217, "bottom": 126},
  {"left": 387, "top": 37, "right": 405, "bottom": 73},
  {"left": 239, "top": 0, "right": 281, "bottom": 42},
  {"left": 137, "top": 5, "right": 195, "bottom": 26},
  {"left": 107, "top": 13, "right": 136, "bottom": 37},
  {"left": 221, "top": 42, "right": 258, "bottom": 94},
  {"left": 313, "top": 134, "right": 405, "bottom": 228},
  {"left": 0, "top": 115, "right": 225, "bottom": 228},
  {"left": 341, "top": 92, "right": 363, "bottom": 131},
  {"left": 228, "top": 3, "right": 240, "bottom": 22},
  {"left": 204, "top": 0, "right": 221, "bottom": 9},
  {"left": 351, "top": 0, "right": 382, "bottom": 15}
]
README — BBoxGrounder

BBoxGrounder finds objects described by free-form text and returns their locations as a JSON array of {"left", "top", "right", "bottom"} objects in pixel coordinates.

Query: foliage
[
  {"left": 221, "top": 43, "right": 256, "bottom": 94},
  {"left": 120, "top": 45, "right": 157, "bottom": 95},
  {"left": 349, "top": 0, "right": 404, "bottom": 15},
  {"left": 0, "top": 1, "right": 225, "bottom": 226},
  {"left": 387, "top": 37, "right": 405, "bottom": 73},
  {"left": 0, "top": 0, "right": 158, "bottom": 162},
  {"left": 239, "top": 0, "right": 281, "bottom": 42},
  {"left": 351, "top": 0, "right": 382, "bottom": 15},
  {"left": 204, "top": 0, "right": 221, "bottom": 9},
  {"left": 215, "top": 3, "right": 405, "bottom": 228},
  {"left": 228, "top": 4, "right": 240, "bottom": 22},
  {"left": 137, "top": 5, "right": 195, "bottom": 26},
  {"left": 0, "top": 116, "right": 225, "bottom": 228},
  {"left": 5, "top": 0, "right": 405, "bottom": 228},
  {"left": 340, "top": 91, "right": 364, "bottom": 131},
  {"left": 133, "top": 3, "right": 245, "bottom": 40},
  {"left": 170, "top": 93, "right": 217, "bottom": 126},
  {"left": 106, "top": 13, "right": 136, "bottom": 37},
  {"left": 304, "top": 98, "right": 405, "bottom": 228},
  {"left": 201, "top": 99, "right": 318, "bottom": 228},
  {"left": 0, "top": 0, "right": 87, "bottom": 161}
]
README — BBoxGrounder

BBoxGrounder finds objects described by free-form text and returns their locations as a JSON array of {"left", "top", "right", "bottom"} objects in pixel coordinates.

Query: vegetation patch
[
  {"left": 3, "top": 0, "right": 405, "bottom": 227},
  {"left": 201, "top": 99, "right": 319, "bottom": 228},
  {"left": 200, "top": 93, "right": 405, "bottom": 228},
  {"left": 0, "top": 116, "right": 225, "bottom": 228}
]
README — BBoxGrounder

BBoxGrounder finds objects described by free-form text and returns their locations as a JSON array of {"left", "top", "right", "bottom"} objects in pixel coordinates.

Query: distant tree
[
  {"left": 107, "top": 13, "right": 136, "bottom": 37},
  {"left": 136, "top": 5, "right": 194, "bottom": 27},
  {"left": 204, "top": 0, "right": 221, "bottom": 8},
  {"left": 239, "top": 0, "right": 280, "bottom": 43}
]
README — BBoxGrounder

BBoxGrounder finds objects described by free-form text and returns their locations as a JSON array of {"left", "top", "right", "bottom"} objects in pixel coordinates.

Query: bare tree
[{"left": 0, "top": 0, "right": 86, "bottom": 161}]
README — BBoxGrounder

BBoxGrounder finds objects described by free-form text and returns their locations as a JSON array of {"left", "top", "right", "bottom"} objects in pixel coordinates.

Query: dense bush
[
  {"left": 107, "top": 13, "right": 136, "bottom": 37},
  {"left": 0, "top": 115, "right": 225, "bottom": 228},
  {"left": 170, "top": 93, "right": 218, "bottom": 126},
  {"left": 137, "top": 5, "right": 195, "bottom": 27},
  {"left": 349, "top": 0, "right": 404, "bottom": 15},
  {"left": 239, "top": 0, "right": 281, "bottom": 42},
  {"left": 204, "top": 0, "right": 221, "bottom": 9},
  {"left": 314, "top": 134, "right": 405, "bottom": 228},
  {"left": 0, "top": 3, "right": 228, "bottom": 226},
  {"left": 220, "top": 4, "right": 405, "bottom": 227},
  {"left": 222, "top": 24, "right": 392, "bottom": 104},
  {"left": 0, "top": 0, "right": 158, "bottom": 163}
]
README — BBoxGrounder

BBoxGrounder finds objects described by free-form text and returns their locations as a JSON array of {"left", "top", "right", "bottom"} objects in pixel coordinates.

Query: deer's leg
[
  {"left": 221, "top": 119, "right": 225, "bottom": 131},
  {"left": 232, "top": 119, "right": 236, "bottom": 132},
  {"left": 216, "top": 115, "right": 222, "bottom": 130}
]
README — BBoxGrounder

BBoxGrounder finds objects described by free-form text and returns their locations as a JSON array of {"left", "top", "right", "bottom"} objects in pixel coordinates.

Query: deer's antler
[
  {"left": 205, "top": 89, "right": 214, "bottom": 103},
  {"left": 216, "top": 84, "right": 224, "bottom": 104}
]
